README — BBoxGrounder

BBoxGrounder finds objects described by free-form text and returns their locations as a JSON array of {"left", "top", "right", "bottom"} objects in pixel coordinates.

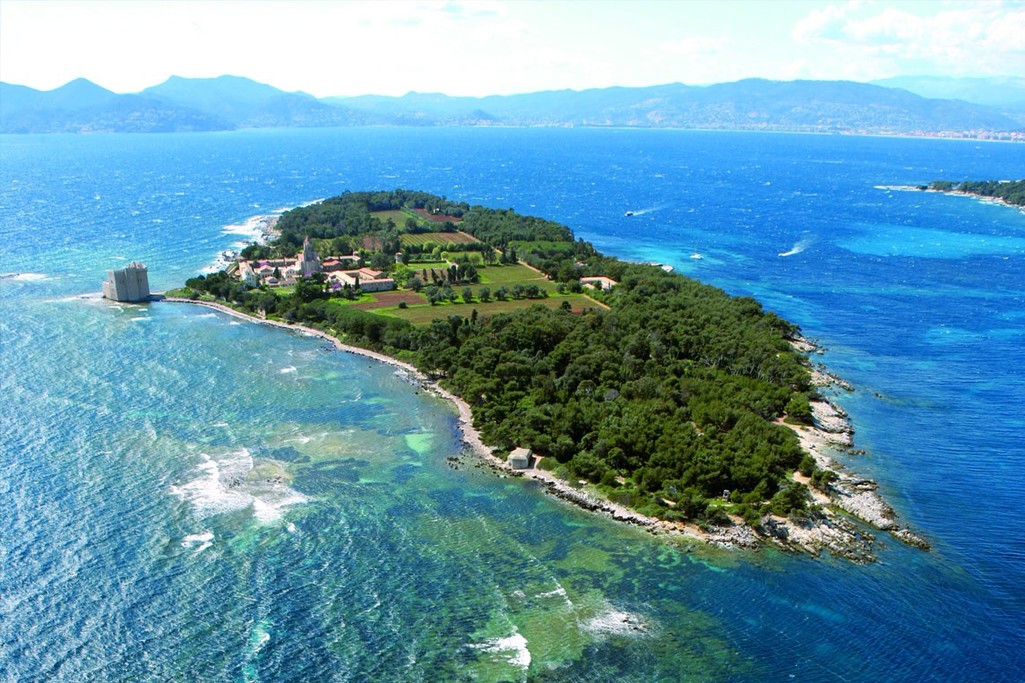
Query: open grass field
[
  {"left": 476, "top": 263, "right": 547, "bottom": 284},
  {"left": 378, "top": 293, "right": 600, "bottom": 324},
  {"left": 370, "top": 209, "right": 416, "bottom": 226},
  {"left": 404, "top": 260, "right": 450, "bottom": 269},
  {"left": 470, "top": 264, "right": 561, "bottom": 293},
  {"left": 399, "top": 231, "right": 481, "bottom": 248}
]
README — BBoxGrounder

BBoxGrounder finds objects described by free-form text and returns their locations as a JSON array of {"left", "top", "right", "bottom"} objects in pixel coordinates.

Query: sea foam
[
  {"left": 169, "top": 449, "right": 307, "bottom": 524},
  {"left": 469, "top": 631, "right": 531, "bottom": 669}
]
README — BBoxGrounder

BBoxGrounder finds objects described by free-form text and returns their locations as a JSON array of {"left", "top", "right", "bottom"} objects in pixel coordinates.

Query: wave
[
  {"left": 203, "top": 209, "right": 291, "bottom": 273},
  {"left": 582, "top": 606, "right": 652, "bottom": 637},
  {"left": 469, "top": 631, "right": 531, "bottom": 669},
  {"left": 169, "top": 448, "right": 307, "bottom": 524},
  {"left": 181, "top": 531, "right": 214, "bottom": 555},
  {"left": 220, "top": 212, "right": 280, "bottom": 240}
]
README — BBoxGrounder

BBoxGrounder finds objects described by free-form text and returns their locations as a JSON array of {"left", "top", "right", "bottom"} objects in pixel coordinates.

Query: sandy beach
[{"left": 161, "top": 297, "right": 926, "bottom": 558}]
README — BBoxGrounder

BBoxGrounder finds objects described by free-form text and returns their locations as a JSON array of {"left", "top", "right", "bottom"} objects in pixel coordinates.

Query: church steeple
[{"left": 299, "top": 235, "right": 321, "bottom": 277}]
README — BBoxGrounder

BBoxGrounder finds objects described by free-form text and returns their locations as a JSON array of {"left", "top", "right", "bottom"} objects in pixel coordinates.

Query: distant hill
[
  {"left": 872, "top": 76, "right": 1025, "bottom": 109},
  {"left": 3, "top": 75, "right": 1022, "bottom": 135},
  {"left": 141, "top": 75, "right": 367, "bottom": 128},
  {"left": 872, "top": 75, "right": 1025, "bottom": 126},
  {"left": 328, "top": 79, "right": 1022, "bottom": 133},
  {"left": 0, "top": 79, "right": 231, "bottom": 133}
]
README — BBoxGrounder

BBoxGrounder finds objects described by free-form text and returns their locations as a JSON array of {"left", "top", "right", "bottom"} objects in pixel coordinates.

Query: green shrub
[{"left": 785, "top": 394, "right": 814, "bottom": 425}]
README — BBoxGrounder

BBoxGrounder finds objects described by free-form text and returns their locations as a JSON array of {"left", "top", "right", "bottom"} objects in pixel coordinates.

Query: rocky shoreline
[
  {"left": 161, "top": 298, "right": 926, "bottom": 561},
  {"left": 772, "top": 343, "right": 930, "bottom": 558}
]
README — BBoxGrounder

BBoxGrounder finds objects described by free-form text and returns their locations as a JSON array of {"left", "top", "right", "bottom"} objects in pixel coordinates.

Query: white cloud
[
  {"left": 793, "top": 1, "right": 1025, "bottom": 77},
  {"left": 2, "top": 0, "right": 1021, "bottom": 96},
  {"left": 657, "top": 35, "right": 731, "bottom": 57}
]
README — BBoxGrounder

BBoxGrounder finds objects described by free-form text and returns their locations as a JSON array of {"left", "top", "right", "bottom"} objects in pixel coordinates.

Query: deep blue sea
[{"left": 2, "top": 128, "right": 1023, "bottom": 682}]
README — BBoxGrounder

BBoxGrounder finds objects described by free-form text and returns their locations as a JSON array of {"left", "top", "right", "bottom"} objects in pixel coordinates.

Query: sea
[{"left": 1, "top": 128, "right": 1023, "bottom": 682}]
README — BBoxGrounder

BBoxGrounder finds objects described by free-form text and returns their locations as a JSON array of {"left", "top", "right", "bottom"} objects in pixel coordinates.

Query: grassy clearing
[
  {"left": 378, "top": 293, "right": 599, "bottom": 324},
  {"left": 322, "top": 295, "right": 375, "bottom": 312},
  {"left": 476, "top": 264, "right": 548, "bottom": 285},
  {"left": 403, "top": 261, "right": 450, "bottom": 270},
  {"left": 370, "top": 209, "right": 416, "bottom": 226}
]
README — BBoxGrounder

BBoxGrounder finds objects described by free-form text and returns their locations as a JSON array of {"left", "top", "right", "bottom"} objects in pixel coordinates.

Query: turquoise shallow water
[{"left": 1, "top": 128, "right": 1023, "bottom": 681}]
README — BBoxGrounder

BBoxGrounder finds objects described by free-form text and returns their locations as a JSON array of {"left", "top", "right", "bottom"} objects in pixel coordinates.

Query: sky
[{"left": 1, "top": 0, "right": 1023, "bottom": 97}]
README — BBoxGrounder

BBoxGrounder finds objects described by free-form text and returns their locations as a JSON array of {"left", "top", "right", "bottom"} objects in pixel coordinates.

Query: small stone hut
[{"left": 508, "top": 447, "right": 532, "bottom": 470}]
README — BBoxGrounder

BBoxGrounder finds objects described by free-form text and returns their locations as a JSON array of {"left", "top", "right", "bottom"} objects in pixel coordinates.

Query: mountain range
[{"left": 2, "top": 74, "right": 1022, "bottom": 136}]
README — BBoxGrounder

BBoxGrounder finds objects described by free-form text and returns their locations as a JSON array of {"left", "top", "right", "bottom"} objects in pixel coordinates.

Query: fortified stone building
[{"left": 103, "top": 262, "right": 151, "bottom": 302}]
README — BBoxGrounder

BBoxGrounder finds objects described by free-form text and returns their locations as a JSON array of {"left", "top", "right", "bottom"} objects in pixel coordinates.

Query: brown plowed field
[
  {"left": 414, "top": 208, "right": 462, "bottom": 224},
  {"left": 352, "top": 291, "right": 425, "bottom": 310}
]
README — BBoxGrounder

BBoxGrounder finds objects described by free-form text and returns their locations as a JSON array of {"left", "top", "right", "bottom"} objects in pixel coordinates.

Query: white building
[
  {"left": 238, "top": 260, "right": 258, "bottom": 288},
  {"left": 330, "top": 268, "right": 395, "bottom": 292}
]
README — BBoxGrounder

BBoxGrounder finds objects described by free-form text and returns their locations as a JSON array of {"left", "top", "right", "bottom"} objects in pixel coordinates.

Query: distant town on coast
[{"left": 3, "top": 74, "right": 1024, "bottom": 140}]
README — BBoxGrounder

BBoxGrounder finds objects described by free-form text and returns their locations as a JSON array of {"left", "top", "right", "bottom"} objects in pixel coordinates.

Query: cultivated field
[
  {"left": 399, "top": 231, "right": 481, "bottom": 248},
  {"left": 413, "top": 208, "right": 462, "bottom": 224},
  {"left": 351, "top": 291, "right": 425, "bottom": 310}
]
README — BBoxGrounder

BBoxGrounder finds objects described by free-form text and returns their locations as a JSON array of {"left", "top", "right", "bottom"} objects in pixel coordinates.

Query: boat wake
[
  {"left": 0, "top": 272, "right": 50, "bottom": 282},
  {"left": 624, "top": 204, "right": 667, "bottom": 217},
  {"left": 779, "top": 237, "right": 813, "bottom": 257}
]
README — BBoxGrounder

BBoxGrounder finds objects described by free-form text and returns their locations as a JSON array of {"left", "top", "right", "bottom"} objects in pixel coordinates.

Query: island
[
  {"left": 920, "top": 179, "right": 1025, "bottom": 208},
  {"left": 165, "top": 189, "right": 927, "bottom": 561}
]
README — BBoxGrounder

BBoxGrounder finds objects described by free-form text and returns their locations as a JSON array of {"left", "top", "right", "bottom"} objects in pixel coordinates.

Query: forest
[
  {"left": 927, "top": 179, "right": 1025, "bottom": 207},
  {"left": 181, "top": 191, "right": 826, "bottom": 526}
]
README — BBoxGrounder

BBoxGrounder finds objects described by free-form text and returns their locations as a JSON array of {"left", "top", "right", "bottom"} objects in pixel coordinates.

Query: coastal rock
[
  {"left": 811, "top": 366, "right": 855, "bottom": 392},
  {"left": 830, "top": 476, "right": 898, "bottom": 530},
  {"left": 892, "top": 528, "right": 931, "bottom": 550},
  {"left": 762, "top": 513, "right": 876, "bottom": 563},
  {"left": 701, "top": 522, "right": 761, "bottom": 549},
  {"left": 811, "top": 399, "right": 854, "bottom": 442}
]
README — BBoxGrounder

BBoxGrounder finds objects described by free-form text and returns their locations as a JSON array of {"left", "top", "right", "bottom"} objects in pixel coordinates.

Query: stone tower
[
  {"left": 102, "top": 261, "right": 150, "bottom": 302},
  {"left": 299, "top": 236, "right": 322, "bottom": 277}
]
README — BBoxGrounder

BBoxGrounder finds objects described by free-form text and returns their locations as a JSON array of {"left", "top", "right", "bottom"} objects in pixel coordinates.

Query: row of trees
[{"left": 458, "top": 207, "right": 575, "bottom": 249}]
